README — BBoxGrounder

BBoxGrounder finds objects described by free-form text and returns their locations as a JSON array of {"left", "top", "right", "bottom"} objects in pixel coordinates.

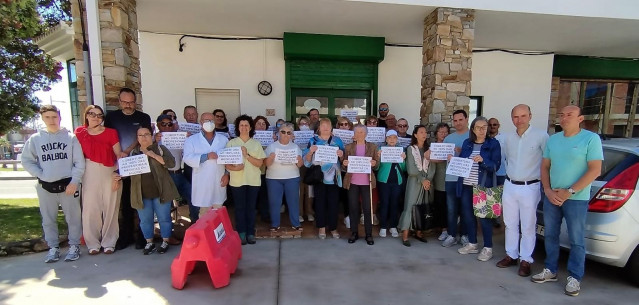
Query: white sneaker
[
  {"left": 458, "top": 243, "right": 479, "bottom": 254},
  {"left": 460, "top": 235, "right": 470, "bottom": 247},
  {"left": 531, "top": 268, "right": 558, "bottom": 283},
  {"left": 64, "top": 245, "right": 80, "bottom": 262},
  {"left": 442, "top": 235, "right": 458, "bottom": 247},
  {"left": 565, "top": 276, "right": 581, "bottom": 296},
  {"left": 44, "top": 247, "right": 60, "bottom": 263},
  {"left": 360, "top": 214, "right": 364, "bottom": 225},
  {"left": 477, "top": 247, "right": 493, "bottom": 261},
  {"left": 438, "top": 231, "right": 449, "bottom": 241},
  {"left": 373, "top": 214, "right": 379, "bottom": 226},
  {"left": 379, "top": 229, "right": 387, "bottom": 237},
  {"left": 299, "top": 216, "right": 305, "bottom": 223},
  {"left": 389, "top": 228, "right": 399, "bottom": 238},
  {"left": 307, "top": 214, "right": 315, "bottom": 222},
  {"left": 344, "top": 216, "right": 351, "bottom": 229}
]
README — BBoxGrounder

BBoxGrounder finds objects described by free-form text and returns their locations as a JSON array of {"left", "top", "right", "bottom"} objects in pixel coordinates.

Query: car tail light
[{"left": 588, "top": 162, "right": 639, "bottom": 213}]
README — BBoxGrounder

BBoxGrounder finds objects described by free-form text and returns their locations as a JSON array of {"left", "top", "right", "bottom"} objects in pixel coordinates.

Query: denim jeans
[
  {"left": 169, "top": 172, "right": 198, "bottom": 223},
  {"left": 139, "top": 197, "right": 173, "bottom": 239},
  {"left": 377, "top": 181, "right": 402, "bottom": 229},
  {"left": 543, "top": 196, "right": 588, "bottom": 281},
  {"left": 446, "top": 181, "right": 467, "bottom": 237},
  {"left": 267, "top": 177, "right": 301, "bottom": 227},
  {"left": 460, "top": 185, "right": 493, "bottom": 247},
  {"left": 230, "top": 185, "right": 259, "bottom": 235}
]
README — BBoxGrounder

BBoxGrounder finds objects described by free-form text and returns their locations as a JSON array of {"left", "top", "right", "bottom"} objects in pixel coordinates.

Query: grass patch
[{"left": 0, "top": 198, "right": 67, "bottom": 243}]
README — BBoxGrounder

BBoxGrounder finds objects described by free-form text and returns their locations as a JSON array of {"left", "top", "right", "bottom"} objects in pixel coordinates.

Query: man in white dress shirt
[{"left": 495, "top": 104, "right": 548, "bottom": 277}]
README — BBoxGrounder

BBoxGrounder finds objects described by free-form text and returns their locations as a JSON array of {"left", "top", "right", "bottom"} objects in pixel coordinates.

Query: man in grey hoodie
[{"left": 21, "top": 105, "right": 85, "bottom": 263}]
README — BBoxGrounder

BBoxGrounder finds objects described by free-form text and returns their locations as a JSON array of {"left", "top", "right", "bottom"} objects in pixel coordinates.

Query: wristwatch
[{"left": 568, "top": 187, "right": 576, "bottom": 194}]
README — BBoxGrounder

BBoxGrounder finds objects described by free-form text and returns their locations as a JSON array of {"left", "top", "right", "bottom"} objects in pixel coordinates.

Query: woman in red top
[{"left": 74, "top": 105, "right": 122, "bottom": 254}]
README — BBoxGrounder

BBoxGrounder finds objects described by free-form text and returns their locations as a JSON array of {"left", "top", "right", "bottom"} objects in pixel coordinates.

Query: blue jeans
[
  {"left": 460, "top": 185, "right": 493, "bottom": 247},
  {"left": 543, "top": 197, "right": 588, "bottom": 281},
  {"left": 139, "top": 198, "right": 173, "bottom": 239},
  {"left": 230, "top": 185, "right": 259, "bottom": 235},
  {"left": 446, "top": 181, "right": 467, "bottom": 237},
  {"left": 169, "top": 172, "right": 198, "bottom": 223},
  {"left": 377, "top": 181, "right": 402, "bottom": 229},
  {"left": 267, "top": 177, "right": 301, "bottom": 227}
]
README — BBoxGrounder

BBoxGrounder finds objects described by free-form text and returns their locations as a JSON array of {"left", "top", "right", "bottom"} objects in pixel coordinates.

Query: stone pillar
[
  {"left": 71, "top": 0, "right": 141, "bottom": 111},
  {"left": 421, "top": 8, "right": 474, "bottom": 133},
  {"left": 547, "top": 77, "right": 561, "bottom": 134}
]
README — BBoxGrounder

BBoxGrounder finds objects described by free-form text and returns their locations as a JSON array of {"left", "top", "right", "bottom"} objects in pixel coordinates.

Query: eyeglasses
[
  {"left": 137, "top": 133, "right": 152, "bottom": 137},
  {"left": 160, "top": 122, "right": 173, "bottom": 127},
  {"left": 379, "top": 108, "right": 389, "bottom": 111},
  {"left": 214, "top": 115, "right": 225, "bottom": 119},
  {"left": 86, "top": 112, "right": 103, "bottom": 118},
  {"left": 338, "top": 122, "right": 350, "bottom": 126},
  {"left": 397, "top": 124, "right": 407, "bottom": 128},
  {"left": 279, "top": 130, "right": 292, "bottom": 135},
  {"left": 474, "top": 126, "right": 488, "bottom": 131},
  {"left": 489, "top": 124, "right": 500, "bottom": 127}
]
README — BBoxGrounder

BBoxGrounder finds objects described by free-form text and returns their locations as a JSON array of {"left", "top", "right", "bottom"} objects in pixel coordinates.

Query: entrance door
[
  {"left": 291, "top": 89, "right": 370, "bottom": 124},
  {"left": 195, "top": 88, "right": 241, "bottom": 121}
]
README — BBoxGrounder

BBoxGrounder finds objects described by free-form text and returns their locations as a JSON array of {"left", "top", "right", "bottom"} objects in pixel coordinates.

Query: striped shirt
[{"left": 463, "top": 143, "right": 482, "bottom": 186}]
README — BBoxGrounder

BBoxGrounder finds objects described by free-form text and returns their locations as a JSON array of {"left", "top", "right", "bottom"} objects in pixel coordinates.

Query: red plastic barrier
[{"left": 171, "top": 207, "right": 242, "bottom": 289}]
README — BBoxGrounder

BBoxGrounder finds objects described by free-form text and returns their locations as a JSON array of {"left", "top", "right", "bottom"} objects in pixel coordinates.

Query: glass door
[{"left": 291, "top": 89, "right": 371, "bottom": 124}]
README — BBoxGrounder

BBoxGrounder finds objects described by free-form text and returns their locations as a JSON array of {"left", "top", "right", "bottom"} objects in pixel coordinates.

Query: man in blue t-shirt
[
  {"left": 532, "top": 105, "right": 603, "bottom": 297},
  {"left": 440, "top": 109, "right": 470, "bottom": 247}
]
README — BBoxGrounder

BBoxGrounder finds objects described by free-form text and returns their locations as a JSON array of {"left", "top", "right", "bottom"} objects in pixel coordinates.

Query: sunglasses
[
  {"left": 86, "top": 112, "right": 103, "bottom": 118},
  {"left": 279, "top": 130, "right": 292, "bottom": 135},
  {"left": 397, "top": 124, "right": 407, "bottom": 128},
  {"left": 160, "top": 122, "right": 174, "bottom": 127},
  {"left": 379, "top": 108, "right": 389, "bottom": 111},
  {"left": 338, "top": 122, "right": 350, "bottom": 126}
]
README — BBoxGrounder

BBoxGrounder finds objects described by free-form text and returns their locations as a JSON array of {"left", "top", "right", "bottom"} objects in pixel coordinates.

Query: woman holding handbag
[
  {"left": 453, "top": 116, "right": 501, "bottom": 261},
  {"left": 398, "top": 125, "right": 435, "bottom": 247}
]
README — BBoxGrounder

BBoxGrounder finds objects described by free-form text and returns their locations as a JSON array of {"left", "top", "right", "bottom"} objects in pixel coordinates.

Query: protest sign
[
  {"left": 340, "top": 109, "right": 358, "bottom": 122},
  {"left": 332, "top": 129, "right": 354, "bottom": 145},
  {"left": 446, "top": 157, "right": 474, "bottom": 178},
  {"left": 217, "top": 147, "right": 243, "bottom": 165},
  {"left": 275, "top": 148, "right": 298, "bottom": 164},
  {"left": 178, "top": 122, "right": 201, "bottom": 134},
  {"left": 118, "top": 154, "right": 151, "bottom": 177},
  {"left": 313, "top": 145, "right": 338, "bottom": 163},
  {"left": 347, "top": 156, "right": 372, "bottom": 174},
  {"left": 380, "top": 146, "right": 404, "bottom": 163},
  {"left": 160, "top": 132, "right": 187, "bottom": 150},
  {"left": 430, "top": 143, "right": 455, "bottom": 161},
  {"left": 365, "top": 127, "right": 386, "bottom": 143},
  {"left": 294, "top": 131, "right": 314, "bottom": 148},
  {"left": 398, "top": 137, "right": 411, "bottom": 148},
  {"left": 254, "top": 130, "right": 275, "bottom": 146}
]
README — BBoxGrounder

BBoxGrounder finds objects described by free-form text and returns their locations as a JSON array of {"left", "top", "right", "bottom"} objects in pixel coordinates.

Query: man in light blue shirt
[
  {"left": 532, "top": 105, "right": 603, "bottom": 297},
  {"left": 441, "top": 109, "right": 470, "bottom": 247}
]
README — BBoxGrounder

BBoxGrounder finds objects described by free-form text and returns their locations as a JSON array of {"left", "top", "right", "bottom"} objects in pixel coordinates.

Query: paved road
[{"left": 0, "top": 179, "right": 37, "bottom": 199}]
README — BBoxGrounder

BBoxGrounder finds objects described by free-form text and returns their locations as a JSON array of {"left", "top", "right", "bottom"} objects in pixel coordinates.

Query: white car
[{"left": 536, "top": 138, "right": 639, "bottom": 286}]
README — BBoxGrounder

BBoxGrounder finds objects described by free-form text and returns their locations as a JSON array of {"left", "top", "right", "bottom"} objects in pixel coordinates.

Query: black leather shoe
[
  {"left": 402, "top": 239, "right": 411, "bottom": 247},
  {"left": 365, "top": 235, "right": 374, "bottom": 245},
  {"left": 348, "top": 232, "right": 358, "bottom": 244}
]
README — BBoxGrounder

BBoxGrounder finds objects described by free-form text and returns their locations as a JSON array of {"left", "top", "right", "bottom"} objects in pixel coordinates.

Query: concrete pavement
[{"left": 1, "top": 235, "right": 637, "bottom": 305}]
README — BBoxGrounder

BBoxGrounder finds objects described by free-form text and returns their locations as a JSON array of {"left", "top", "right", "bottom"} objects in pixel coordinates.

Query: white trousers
[{"left": 502, "top": 180, "right": 541, "bottom": 263}]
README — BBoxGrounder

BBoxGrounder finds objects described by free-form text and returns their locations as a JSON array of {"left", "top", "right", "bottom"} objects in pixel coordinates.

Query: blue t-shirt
[
  {"left": 444, "top": 130, "right": 470, "bottom": 182},
  {"left": 543, "top": 129, "right": 603, "bottom": 200}
]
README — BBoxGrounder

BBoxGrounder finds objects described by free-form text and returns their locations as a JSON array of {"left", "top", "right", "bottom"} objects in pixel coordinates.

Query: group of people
[{"left": 22, "top": 87, "right": 602, "bottom": 297}]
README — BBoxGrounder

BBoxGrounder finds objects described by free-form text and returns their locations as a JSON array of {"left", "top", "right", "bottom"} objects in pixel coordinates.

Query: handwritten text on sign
[
  {"left": 161, "top": 132, "right": 187, "bottom": 150},
  {"left": 118, "top": 154, "right": 151, "bottom": 177},
  {"left": 398, "top": 137, "right": 411, "bottom": 148},
  {"left": 340, "top": 109, "right": 359, "bottom": 122},
  {"left": 446, "top": 157, "right": 474, "bottom": 178},
  {"left": 381, "top": 146, "right": 404, "bottom": 163},
  {"left": 430, "top": 143, "right": 455, "bottom": 160},
  {"left": 217, "top": 146, "right": 243, "bottom": 165},
  {"left": 365, "top": 127, "right": 386, "bottom": 143},
  {"left": 332, "top": 129, "right": 354, "bottom": 145},
  {"left": 275, "top": 149, "right": 299, "bottom": 164},
  {"left": 347, "top": 156, "right": 372, "bottom": 174},
  {"left": 178, "top": 122, "right": 201, "bottom": 134},
  {"left": 313, "top": 145, "right": 338, "bottom": 163},
  {"left": 294, "top": 131, "right": 314, "bottom": 148},
  {"left": 254, "top": 130, "right": 275, "bottom": 146}
]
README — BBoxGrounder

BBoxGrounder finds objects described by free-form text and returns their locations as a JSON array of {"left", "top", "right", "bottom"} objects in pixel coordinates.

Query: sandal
[
  {"left": 269, "top": 227, "right": 280, "bottom": 232},
  {"left": 88, "top": 248, "right": 100, "bottom": 255},
  {"left": 402, "top": 239, "right": 411, "bottom": 247},
  {"left": 331, "top": 230, "right": 340, "bottom": 239},
  {"left": 103, "top": 247, "right": 115, "bottom": 254},
  {"left": 291, "top": 226, "right": 303, "bottom": 231}
]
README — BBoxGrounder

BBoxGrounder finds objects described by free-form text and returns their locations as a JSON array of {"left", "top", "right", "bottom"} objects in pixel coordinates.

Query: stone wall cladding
[
  {"left": 547, "top": 76, "right": 560, "bottom": 134},
  {"left": 422, "top": 8, "right": 474, "bottom": 134},
  {"left": 71, "top": 0, "right": 141, "bottom": 112}
]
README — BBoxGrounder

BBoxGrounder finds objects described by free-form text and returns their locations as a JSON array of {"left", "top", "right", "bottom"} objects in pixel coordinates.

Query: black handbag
[
  {"left": 302, "top": 136, "right": 333, "bottom": 185},
  {"left": 411, "top": 188, "right": 435, "bottom": 231},
  {"left": 38, "top": 177, "right": 72, "bottom": 193}
]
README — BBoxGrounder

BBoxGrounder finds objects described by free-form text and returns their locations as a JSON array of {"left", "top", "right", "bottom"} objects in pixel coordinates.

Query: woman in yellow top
[{"left": 226, "top": 114, "right": 266, "bottom": 245}]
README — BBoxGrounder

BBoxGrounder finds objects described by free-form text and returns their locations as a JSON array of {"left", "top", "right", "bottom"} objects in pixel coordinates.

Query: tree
[{"left": 0, "top": 0, "right": 67, "bottom": 135}]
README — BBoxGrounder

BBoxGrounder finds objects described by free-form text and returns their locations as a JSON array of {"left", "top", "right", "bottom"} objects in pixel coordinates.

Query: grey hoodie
[{"left": 21, "top": 128, "right": 85, "bottom": 184}]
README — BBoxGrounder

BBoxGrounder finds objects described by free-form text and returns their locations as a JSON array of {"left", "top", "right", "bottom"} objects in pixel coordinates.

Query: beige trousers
[{"left": 82, "top": 160, "right": 121, "bottom": 250}]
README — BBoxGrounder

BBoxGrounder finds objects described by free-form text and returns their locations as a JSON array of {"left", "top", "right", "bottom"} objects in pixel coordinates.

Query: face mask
[
  {"left": 276, "top": 123, "right": 282, "bottom": 128},
  {"left": 202, "top": 121, "right": 215, "bottom": 132},
  {"left": 299, "top": 125, "right": 310, "bottom": 131}
]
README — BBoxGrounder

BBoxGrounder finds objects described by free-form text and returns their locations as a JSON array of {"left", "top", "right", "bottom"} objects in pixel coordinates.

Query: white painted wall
[
  {"left": 378, "top": 46, "right": 423, "bottom": 128},
  {"left": 472, "top": 52, "right": 554, "bottom": 134},
  {"left": 139, "top": 33, "right": 285, "bottom": 125}
]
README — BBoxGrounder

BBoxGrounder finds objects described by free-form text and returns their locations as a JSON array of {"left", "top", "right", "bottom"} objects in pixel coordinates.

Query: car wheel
[{"left": 627, "top": 246, "right": 639, "bottom": 287}]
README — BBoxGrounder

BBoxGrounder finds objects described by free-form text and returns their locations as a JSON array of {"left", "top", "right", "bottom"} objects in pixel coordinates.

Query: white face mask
[
  {"left": 202, "top": 121, "right": 215, "bottom": 132},
  {"left": 299, "top": 125, "right": 310, "bottom": 131}
]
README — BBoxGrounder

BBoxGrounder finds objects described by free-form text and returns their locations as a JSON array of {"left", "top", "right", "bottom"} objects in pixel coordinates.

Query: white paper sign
[
  {"left": 217, "top": 146, "right": 243, "bottom": 165},
  {"left": 347, "top": 156, "right": 372, "bottom": 174},
  {"left": 313, "top": 145, "right": 338, "bottom": 163},
  {"left": 254, "top": 130, "right": 275, "bottom": 146},
  {"left": 446, "top": 157, "right": 474, "bottom": 178},
  {"left": 381, "top": 147, "right": 404, "bottom": 163},
  {"left": 398, "top": 137, "right": 411, "bottom": 148},
  {"left": 430, "top": 143, "right": 455, "bottom": 160},
  {"left": 178, "top": 122, "right": 201, "bottom": 134},
  {"left": 366, "top": 127, "right": 386, "bottom": 143},
  {"left": 294, "top": 131, "right": 314, "bottom": 148},
  {"left": 275, "top": 148, "right": 298, "bottom": 164},
  {"left": 340, "top": 109, "right": 359, "bottom": 122},
  {"left": 332, "top": 129, "right": 354, "bottom": 145},
  {"left": 118, "top": 154, "right": 151, "bottom": 177},
  {"left": 160, "top": 132, "right": 187, "bottom": 150},
  {"left": 227, "top": 124, "right": 236, "bottom": 137},
  {"left": 216, "top": 132, "right": 230, "bottom": 139}
]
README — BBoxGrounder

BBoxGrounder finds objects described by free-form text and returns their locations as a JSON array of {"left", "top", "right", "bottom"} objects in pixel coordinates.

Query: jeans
[
  {"left": 267, "top": 177, "right": 301, "bottom": 227},
  {"left": 543, "top": 196, "right": 588, "bottom": 281},
  {"left": 445, "top": 181, "right": 466, "bottom": 237},
  {"left": 314, "top": 183, "right": 339, "bottom": 231},
  {"left": 377, "top": 181, "right": 402, "bottom": 229},
  {"left": 230, "top": 185, "right": 259, "bottom": 235},
  {"left": 169, "top": 172, "right": 198, "bottom": 223},
  {"left": 139, "top": 198, "right": 173, "bottom": 239},
  {"left": 460, "top": 185, "right": 493, "bottom": 247}
]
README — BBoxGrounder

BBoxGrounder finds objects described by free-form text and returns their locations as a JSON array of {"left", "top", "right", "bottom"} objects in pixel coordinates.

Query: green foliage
[
  {"left": 0, "top": 198, "right": 67, "bottom": 242},
  {"left": 0, "top": 0, "right": 65, "bottom": 135}
]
